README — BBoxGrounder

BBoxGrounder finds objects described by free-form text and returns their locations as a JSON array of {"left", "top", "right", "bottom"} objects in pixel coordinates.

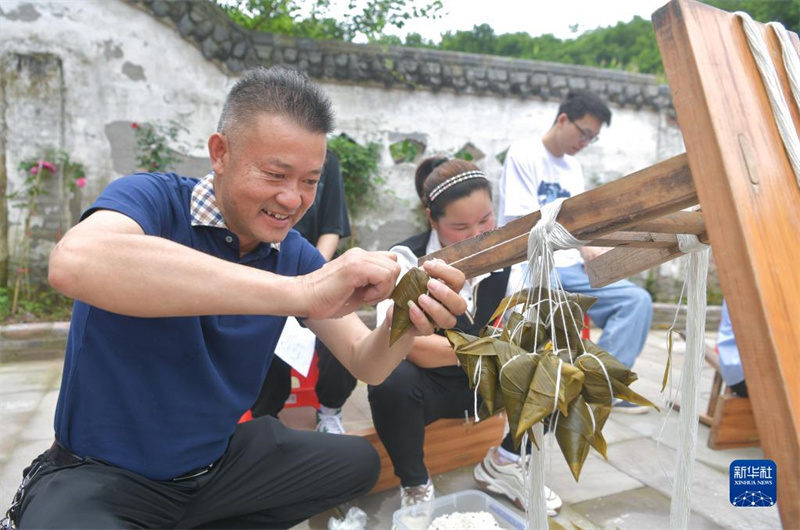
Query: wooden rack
[{"left": 421, "top": 1, "right": 800, "bottom": 526}]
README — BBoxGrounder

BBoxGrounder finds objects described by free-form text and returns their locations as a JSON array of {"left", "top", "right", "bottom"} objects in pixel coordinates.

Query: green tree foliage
[
  {"left": 703, "top": 0, "right": 798, "bottom": 33},
  {"left": 216, "top": 0, "right": 442, "bottom": 42},
  {"left": 218, "top": 1, "right": 798, "bottom": 74},
  {"left": 379, "top": 2, "right": 798, "bottom": 76},
  {"left": 435, "top": 17, "right": 663, "bottom": 74}
]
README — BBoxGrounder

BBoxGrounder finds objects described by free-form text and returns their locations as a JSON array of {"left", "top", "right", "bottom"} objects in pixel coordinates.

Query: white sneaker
[
  {"left": 473, "top": 447, "right": 563, "bottom": 516},
  {"left": 315, "top": 407, "right": 345, "bottom": 434},
  {"left": 400, "top": 479, "right": 435, "bottom": 508}
]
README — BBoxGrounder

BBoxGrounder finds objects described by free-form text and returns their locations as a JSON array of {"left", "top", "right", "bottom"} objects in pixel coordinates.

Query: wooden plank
[
  {"left": 420, "top": 153, "right": 697, "bottom": 279},
  {"left": 586, "top": 231, "right": 680, "bottom": 249},
  {"left": 654, "top": 1, "right": 800, "bottom": 525},
  {"left": 624, "top": 211, "right": 706, "bottom": 235},
  {"left": 586, "top": 232, "right": 709, "bottom": 287},
  {"left": 354, "top": 415, "right": 505, "bottom": 495},
  {"left": 707, "top": 394, "right": 761, "bottom": 450},
  {"left": 588, "top": 245, "right": 682, "bottom": 288}
]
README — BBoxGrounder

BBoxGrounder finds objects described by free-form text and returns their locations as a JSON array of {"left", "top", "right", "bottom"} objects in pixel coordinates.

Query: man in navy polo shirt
[{"left": 8, "top": 66, "right": 466, "bottom": 529}]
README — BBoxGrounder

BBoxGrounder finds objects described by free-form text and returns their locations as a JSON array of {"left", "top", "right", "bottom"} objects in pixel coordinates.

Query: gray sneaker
[
  {"left": 473, "top": 447, "right": 562, "bottom": 516},
  {"left": 315, "top": 408, "right": 345, "bottom": 434}
]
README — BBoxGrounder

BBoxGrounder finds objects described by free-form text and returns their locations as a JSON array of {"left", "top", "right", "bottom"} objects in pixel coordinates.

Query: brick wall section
[{"left": 128, "top": 0, "right": 674, "bottom": 112}]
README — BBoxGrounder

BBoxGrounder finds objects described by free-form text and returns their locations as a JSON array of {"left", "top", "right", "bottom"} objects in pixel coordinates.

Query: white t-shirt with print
[{"left": 498, "top": 137, "right": 585, "bottom": 268}]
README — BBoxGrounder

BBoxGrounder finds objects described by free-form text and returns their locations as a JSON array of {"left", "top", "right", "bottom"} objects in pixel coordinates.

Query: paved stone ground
[{"left": 0, "top": 329, "right": 783, "bottom": 529}]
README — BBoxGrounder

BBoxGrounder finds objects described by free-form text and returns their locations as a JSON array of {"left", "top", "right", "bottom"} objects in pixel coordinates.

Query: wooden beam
[
  {"left": 655, "top": 1, "right": 800, "bottom": 525},
  {"left": 586, "top": 231, "right": 679, "bottom": 249},
  {"left": 420, "top": 153, "right": 697, "bottom": 278},
  {"left": 586, "top": 232, "right": 709, "bottom": 287},
  {"left": 587, "top": 245, "right": 683, "bottom": 288},
  {"left": 624, "top": 211, "right": 705, "bottom": 235}
]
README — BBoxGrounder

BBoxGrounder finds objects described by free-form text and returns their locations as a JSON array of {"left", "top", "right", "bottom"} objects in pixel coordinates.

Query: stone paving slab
[
  {"left": 606, "top": 438, "right": 781, "bottom": 530},
  {"left": 570, "top": 485, "right": 725, "bottom": 530},
  {"left": 1, "top": 331, "right": 783, "bottom": 530},
  {"left": 546, "top": 450, "right": 646, "bottom": 505}
]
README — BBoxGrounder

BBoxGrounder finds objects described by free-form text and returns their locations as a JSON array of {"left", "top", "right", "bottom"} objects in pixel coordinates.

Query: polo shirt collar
[{"left": 191, "top": 173, "right": 280, "bottom": 252}]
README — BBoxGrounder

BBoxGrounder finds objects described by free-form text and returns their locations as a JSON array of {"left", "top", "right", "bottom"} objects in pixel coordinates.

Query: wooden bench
[
  {"left": 353, "top": 414, "right": 506, "bottom": 495},
  {"left": 702, "top": 352, "right": 760, "bottom": 450}
]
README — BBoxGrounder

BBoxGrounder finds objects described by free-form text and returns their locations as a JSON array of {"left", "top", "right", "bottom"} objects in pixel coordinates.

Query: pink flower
[
  {"left": 30, "top": 160, "right": 56, "bottom": 174},
  {"left": 75, "top": 177, "right": 87, "bottom": 188}
]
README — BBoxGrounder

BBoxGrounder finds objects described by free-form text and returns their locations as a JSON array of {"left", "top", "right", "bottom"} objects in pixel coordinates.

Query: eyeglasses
[{"left": 569, "top": 118, "right": 600, "bottom": 144}]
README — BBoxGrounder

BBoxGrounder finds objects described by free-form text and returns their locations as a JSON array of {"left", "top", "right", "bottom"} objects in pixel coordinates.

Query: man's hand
[
  {"left": 301, "top": 248, "right": 402, "bottom": 319},
  {"left": 405, "top": 259, "right": 466, "bottom": 337}
]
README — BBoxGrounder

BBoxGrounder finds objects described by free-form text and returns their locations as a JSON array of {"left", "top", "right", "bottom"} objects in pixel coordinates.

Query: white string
[
  {"left": 735, "top": 12, "right": 800, "bottom": 188},
  {"left": 472, "top": 356, "right": 482, "bottom": 422},
  {"left": 521, "top": 199, "right": 589, "bottom": 530},
  {"left": 768, "top": 22, "right": 800, "bottom": 120},
  {"left": 655, "top": 278, "right": 687, "bottom": 489},
  {"left": 669, "top": 234, "right": 710, "bottom": 530},
  {"left": 525, "top": 423, "right": 548, "bottom": 530},
  {"left": 575, "top": 352, "right": 615, "bottom": 405}
]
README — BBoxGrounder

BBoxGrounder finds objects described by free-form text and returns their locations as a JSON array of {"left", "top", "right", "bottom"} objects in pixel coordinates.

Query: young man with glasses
[{"left": 474, "top": 89, "right": 653, "bottom": 513}]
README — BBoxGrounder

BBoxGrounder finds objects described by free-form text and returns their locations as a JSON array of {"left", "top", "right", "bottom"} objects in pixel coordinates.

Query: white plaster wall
[
  {"left": 1, "top": 0, "right": 685, "bottom": 256},
  {"left": 325, "top": 84, "right": 684, "bottom": 248},
  {"left": 1, "top": 0, "right": 228, "bottom": 194}
]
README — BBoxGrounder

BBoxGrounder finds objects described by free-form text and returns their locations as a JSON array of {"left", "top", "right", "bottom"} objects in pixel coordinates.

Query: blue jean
[{"left": 556, "top": 264, "right": 653, "bottom": 368}]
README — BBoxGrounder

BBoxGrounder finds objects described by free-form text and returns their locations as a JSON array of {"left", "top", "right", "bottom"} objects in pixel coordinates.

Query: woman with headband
[{"left": 369, "top": 157, "right": 563, "bottom": 515}]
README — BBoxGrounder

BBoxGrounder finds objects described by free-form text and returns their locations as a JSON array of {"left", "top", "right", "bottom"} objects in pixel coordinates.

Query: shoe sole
[
  {"left": 612, "top": 406, "right": 650, "bottom": 415},
  {"left": 474, "top": 461, "right": 560, "bottom": 516}
]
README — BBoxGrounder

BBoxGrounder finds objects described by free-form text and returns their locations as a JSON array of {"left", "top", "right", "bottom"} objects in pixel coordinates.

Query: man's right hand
[{"left": 301, "top": 248, "right": 402, "bottom": 319}]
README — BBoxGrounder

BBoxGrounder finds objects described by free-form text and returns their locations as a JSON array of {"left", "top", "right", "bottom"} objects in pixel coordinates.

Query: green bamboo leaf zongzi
[
  {"left": 554, "top": 395, "right": 597, "bottom": 481},
  {"left": 517, "top": 352, "right": 584, "bottom": 439},
  {"left": 499, "top": 352, "right": 542, "bottom": 449},
  {"left": 389, "top": 267, "right": 431, "bottom": 346}
]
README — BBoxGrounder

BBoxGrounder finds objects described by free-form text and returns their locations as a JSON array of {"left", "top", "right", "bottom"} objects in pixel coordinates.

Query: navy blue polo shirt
[{"left": 53, "top": 172, "right": 325, "bottom": 480}]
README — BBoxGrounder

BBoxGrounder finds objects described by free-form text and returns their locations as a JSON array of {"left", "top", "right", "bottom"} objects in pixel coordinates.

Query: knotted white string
[
  {"left": 669, "top": 234, "right": 710, "bottom": 530},
  {"left": 735, "top": 12, "right": 800, "bottom": 187},
  {"left": 767, "top": 22, "right": 800, "bottom": 112},
  {"left": 522, "top": 199, "right": 587, "bottom": 530}
]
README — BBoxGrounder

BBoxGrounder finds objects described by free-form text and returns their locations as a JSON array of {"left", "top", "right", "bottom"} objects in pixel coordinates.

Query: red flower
[{"left": 131, "top": 122, "right": 139, "bottom": 129}]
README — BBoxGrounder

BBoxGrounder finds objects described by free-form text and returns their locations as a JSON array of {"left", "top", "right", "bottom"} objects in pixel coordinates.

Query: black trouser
[
  {"left": 368, "top": 361, "right": 519, "bottom": 488},
  {"left": 730, "top": 380, "right": 749, "bottom": 398},
  {"left": 17, "top": 416, "right": 379, "bottom": 529},
  {"left": 251, "top": 340, "right": 357, "bottom": 418}
]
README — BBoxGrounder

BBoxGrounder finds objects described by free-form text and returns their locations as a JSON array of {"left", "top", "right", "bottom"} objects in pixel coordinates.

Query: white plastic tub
[{"left": 392, "top": 489, "right": 526, "bottom": 530}]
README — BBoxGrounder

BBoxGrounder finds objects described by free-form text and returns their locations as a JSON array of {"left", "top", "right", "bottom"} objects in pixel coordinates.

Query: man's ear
[
  {"left": 208, "top": 132, "right": 229, "bottom": 176},
  {"left": 555, "top": 113, "right": 570, "bottom": 126}
]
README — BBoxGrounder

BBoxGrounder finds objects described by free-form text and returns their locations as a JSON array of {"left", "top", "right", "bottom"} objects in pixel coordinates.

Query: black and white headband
[{"left": 428, "top": 170, "right": 487, "bottom": 203}]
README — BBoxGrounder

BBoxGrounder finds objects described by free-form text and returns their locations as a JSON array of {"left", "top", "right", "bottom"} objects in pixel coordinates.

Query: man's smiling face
[{"left": 210, "top": 113, "right": 327, "bottom": 254}]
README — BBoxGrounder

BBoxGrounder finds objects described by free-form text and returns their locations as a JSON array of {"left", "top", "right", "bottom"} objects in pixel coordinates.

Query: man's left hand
[{"left": 405, "top": 259, "right": 466, "bottom": 337}]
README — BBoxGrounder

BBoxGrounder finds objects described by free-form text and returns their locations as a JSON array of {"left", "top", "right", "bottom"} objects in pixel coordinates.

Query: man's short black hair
[
  {"left": 555, "top": 89, "right": 612, "bottom": 126},
  {"left": 217, "top": 66, "right": 335, "bottom": 136}
]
